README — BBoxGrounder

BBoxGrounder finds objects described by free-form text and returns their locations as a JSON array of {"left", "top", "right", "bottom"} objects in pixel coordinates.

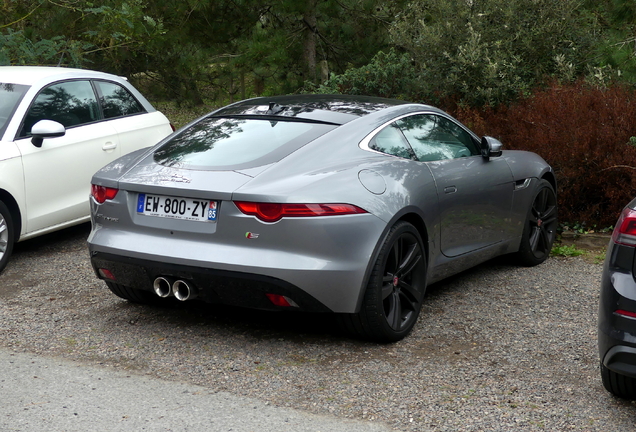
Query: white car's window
[
  {"left": 19, "top": 80, "right": 99, "bottom": 137},
  {"left": 0, "top": 83, "right": 29, "bottom": 137},
  {"left": 396, "top": 114, "right": 478, "bottom": 162},
  {"left": 94, "top": 81, "right": 145, "bottom": 119}
]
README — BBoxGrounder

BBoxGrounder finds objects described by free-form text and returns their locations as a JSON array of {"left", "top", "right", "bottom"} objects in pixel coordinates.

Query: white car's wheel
[{"left": 0, "top": 201, "right": 15, "bottom": 274}]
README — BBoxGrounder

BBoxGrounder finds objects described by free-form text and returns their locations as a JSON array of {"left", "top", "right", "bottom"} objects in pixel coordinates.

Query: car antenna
[{"left": 57, "top": 53, "right": 65, "bottom": 67}]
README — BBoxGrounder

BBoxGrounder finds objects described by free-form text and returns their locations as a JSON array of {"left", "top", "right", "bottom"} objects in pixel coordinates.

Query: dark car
[{"left": 599, "top": 198, "right": 636, "bottom": 398}]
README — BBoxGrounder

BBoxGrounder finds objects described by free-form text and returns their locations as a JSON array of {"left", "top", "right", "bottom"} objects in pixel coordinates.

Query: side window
[
  {"left": 369, "top": 123, "right": 416, "bottom": 160},
  {"left": 20, "top": 80, "right": 99, "bottom": 137},
  {"left": 396, "top": 114, "right": 478, "bottom": 162},
  {"left": 95, "top": 81, "right": 144, "bottom": 119},
  {"left": 436, "top": 116, "right": 479, "bottom": 154}
]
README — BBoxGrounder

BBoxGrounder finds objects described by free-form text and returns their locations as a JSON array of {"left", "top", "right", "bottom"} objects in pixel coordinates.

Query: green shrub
[
  {"left": 307, "top": 49, "right": 418, "bottom": 100},
  {"left": 389, "top": 0, "right": 595, "bottom": 106}
]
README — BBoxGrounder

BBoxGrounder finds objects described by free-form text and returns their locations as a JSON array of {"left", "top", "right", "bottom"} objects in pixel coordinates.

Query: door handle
[
  {"left": 444, "top": 186, "right": 457, "bottom": 194},
  {"left": 102, "top": 142, "right": 117, "bottom": 151}
]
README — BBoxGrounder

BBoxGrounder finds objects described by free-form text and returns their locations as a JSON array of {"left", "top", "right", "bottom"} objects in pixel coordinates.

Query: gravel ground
[{"left": 0, "top": 223, "right": 634, "bottom": 431}]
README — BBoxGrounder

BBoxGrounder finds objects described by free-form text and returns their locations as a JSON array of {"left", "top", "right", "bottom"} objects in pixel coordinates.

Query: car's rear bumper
[
  {"left": 88, "top": 197, "right": 389, "bottom": 313},
  {"left": 91, "top": 251, "right": 334, "bottom": 312},
  {"left": 599, "top": 243, "right": 636, "bottom": 378}
]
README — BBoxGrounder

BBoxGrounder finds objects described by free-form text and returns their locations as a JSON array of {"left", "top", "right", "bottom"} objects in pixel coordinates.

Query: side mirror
[
  {"left": 30, "top": 120, "right": 66, "bottom": 148},
  {"left": 481, "top": 136, "right": 503, "bottom": 159}
]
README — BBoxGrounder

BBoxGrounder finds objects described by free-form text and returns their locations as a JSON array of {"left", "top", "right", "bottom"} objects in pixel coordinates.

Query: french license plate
[{"left": 136, "top": 193, "right": 217, "bottom": 222}]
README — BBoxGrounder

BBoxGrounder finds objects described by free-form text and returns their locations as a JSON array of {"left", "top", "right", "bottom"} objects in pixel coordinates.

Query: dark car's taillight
[
  {"left": 612, "top": 207, "right": 636, "bottom": 247},
  {"left": 91, "top": 184, "right": 119, "bottom": 204},
  {"left": 234, "top": 202, "right": 367, "bottom": 223}
]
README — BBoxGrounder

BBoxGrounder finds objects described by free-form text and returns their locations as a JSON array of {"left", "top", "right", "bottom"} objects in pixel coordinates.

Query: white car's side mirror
[{"left": 31, "top": 119, "right": 66, "bottom": 148}]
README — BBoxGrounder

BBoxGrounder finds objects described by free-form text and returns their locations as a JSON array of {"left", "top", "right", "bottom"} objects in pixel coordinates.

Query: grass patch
[
  {"left": 551, "top": 244, "right": 585, "bottom": 257},
  {"left": 591, "top": 250, "right": 606, "bottom": 264},
  {"left": 551, "top": 243, "right": 607, "bottom": 264}
]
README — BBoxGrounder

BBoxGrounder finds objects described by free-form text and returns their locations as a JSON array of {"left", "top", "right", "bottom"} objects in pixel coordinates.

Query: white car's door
[
  {"left": 16, "top": 79, "right": 121, "bottom": 234},
  {"left": 92, "top": 80, "right": 173, "bottom": 155}
]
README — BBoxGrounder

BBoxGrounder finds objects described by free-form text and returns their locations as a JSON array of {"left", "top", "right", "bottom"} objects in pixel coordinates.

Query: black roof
[{"left": 214, "top": 94, "right": 408, "bottom": 125}]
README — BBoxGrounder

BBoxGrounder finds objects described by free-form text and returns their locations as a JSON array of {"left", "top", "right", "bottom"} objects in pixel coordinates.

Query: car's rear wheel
[
  {"left": 0, "top": 200, "right": 15, "bottom": 274},
  {"left": 105, "top": 281, "right": 163, "bottom": 304},
  {"left": 516, "top": 179, "right": 557, "bottom": 266},
  {"left": 342, "top": 221, "right": 427, "bottom": 342},
  {"left": 600, "top": 362, "right": 636, "bottom": 399}
]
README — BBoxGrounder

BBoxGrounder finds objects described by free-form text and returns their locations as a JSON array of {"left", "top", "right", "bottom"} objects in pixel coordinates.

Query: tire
[
  {"left": 105, "top": 281, "right": 163, "bottom": 305},
  {"left": 516, "top": 179, "right": 557, "bottom": 266},
  {"left": 600, "top": 362, "right": 636, "bottom": 399},
  {"left": 341, "top": 221, "right": 427, "bottom": 343},
  {"left": 0, "top": 200, "right": 15, "bottom": 274}
]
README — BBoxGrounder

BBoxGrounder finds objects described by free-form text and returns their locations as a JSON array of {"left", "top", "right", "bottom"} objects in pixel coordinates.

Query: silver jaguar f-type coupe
[{"left": 88, "top": 95, "right": 557, "bottom": 342}]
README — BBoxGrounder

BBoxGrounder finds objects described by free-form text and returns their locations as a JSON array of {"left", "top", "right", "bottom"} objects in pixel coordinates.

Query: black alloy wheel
[
  {"left": 517, "top": 179, "right": 558, "bottom": 266},
  {"left": 344, "top": 221, "right": 427, "bottom": 342}
]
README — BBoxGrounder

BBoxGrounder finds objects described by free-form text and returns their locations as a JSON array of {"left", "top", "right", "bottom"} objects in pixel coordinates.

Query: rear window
[
  {"left": 154, "top": 117, "right": 337, "bottom": 170},
  {"left": 94, "top": 80, "right": 145, "bottom": 118}
]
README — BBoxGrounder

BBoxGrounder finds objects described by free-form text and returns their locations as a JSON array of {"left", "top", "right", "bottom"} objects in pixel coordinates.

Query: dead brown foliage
[{"left": 453, "top": 82, "right": 636, "bottom": 228}]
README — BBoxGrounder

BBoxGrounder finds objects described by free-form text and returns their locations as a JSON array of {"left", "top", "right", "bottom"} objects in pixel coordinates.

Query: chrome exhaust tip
[
  {"left": 172, "top": 279, "right": 196, "bottom": 301},
  {"left": 153, "top": 276, "right": 174, "bottom": 298}
]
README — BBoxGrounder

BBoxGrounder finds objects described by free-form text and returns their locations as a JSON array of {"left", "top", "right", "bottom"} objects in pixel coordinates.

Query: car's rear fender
[
  {"left": 352, "top": 207, "right": 433, "bottom": 313},
  {"left": 599, "top": 243, "right": 636, "bottom": 377}
]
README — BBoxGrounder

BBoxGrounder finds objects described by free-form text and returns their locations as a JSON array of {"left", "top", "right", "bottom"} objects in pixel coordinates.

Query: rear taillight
[
  {"left": 234, "top": 202, "right": 367, "bottom": 223},
  {"left": 266, "top": 293, "right": 299, "bottom": 307},
  {"left": 91, "top": 184, "right": 119, "bottom": 204},
  {"left": 616, "top": 309, "right": 636, "bottom": 319},
  {"left": 98, "top": 268, "right": 116, "bottom": 280},
  {"left": 612, "top": 207, "right": 636, "bottom": 247}
]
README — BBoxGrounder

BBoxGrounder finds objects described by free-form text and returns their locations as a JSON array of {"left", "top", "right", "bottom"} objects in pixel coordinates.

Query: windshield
[
  {"left": 154, "top": 117, "right": 338, "bottom": 170},
  {"left": 0, "top": 83, "right": 30, "bottom": 139}
]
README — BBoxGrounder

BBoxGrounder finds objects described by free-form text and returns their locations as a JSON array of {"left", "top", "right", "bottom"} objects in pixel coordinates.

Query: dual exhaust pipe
[{"left": 153, "top": 277, "right": 196, "bottom": 301}]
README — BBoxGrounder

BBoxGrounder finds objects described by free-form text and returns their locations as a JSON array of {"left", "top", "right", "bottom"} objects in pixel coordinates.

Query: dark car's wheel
[
  {"left": 105, "top": 281, "right": 163, "bottom": 304},
  {"left": 600, "top": 362, "right": 636, "bottom": 399},
  {"left": 516, "top": 179, "right": 557, "bottom": 266},
  {"left": 0, "top": 200, "right": 15, "bottom": 274},
  {"left": 342, "top": 221, "right": 427, "bottom": 343}
]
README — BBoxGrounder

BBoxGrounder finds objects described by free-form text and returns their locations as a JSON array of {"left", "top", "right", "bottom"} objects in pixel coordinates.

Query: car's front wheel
[
  {"left": 342, "top": 221, "right": 427, "bottom": 342},
  {"left": 600, "top": 362, "right": 636, "bottom": 399},
  {"left": 516, "top": 179, "right": 557, "bottom": 266},
  {"left": 0, "top": 200, "right": 15, "bottom": 274}
]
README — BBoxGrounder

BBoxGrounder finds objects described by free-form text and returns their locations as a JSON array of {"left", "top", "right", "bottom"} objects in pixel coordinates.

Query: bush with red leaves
[{"left": 453, "top": 82, "right": 636, "bottom": 228}]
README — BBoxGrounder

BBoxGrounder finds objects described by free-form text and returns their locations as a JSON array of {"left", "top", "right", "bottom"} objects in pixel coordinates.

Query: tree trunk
[
  {"left": 303, "top": 0, "right": 318, "bottom": 84},
  {"left": 185, "top": 79, "right": 204, "bottom": 106}
]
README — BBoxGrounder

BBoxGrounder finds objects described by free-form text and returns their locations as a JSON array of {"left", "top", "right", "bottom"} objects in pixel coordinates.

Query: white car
[{"left": 0, "top": 66, "right": 174, "bottom": 273}]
